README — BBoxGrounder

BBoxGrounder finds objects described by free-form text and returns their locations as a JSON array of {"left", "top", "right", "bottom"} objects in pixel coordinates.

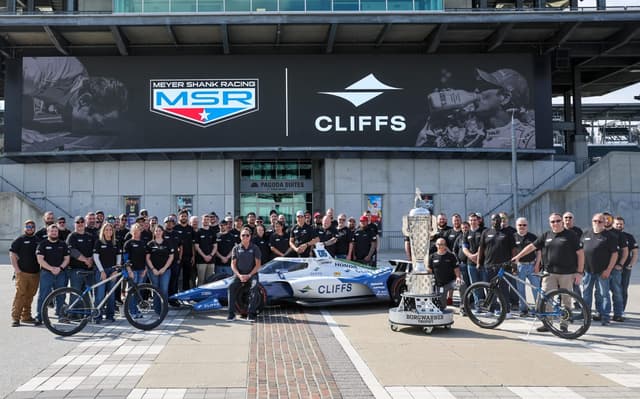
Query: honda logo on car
[
  {"left": 318, "top": 283, "right": 352, "bottom": 294},
  {"left": 315, "top": 73, "right": 406, "bottom": 133},
  {"left": 150, "top": 79, "right": 258, "bottom": 127}
]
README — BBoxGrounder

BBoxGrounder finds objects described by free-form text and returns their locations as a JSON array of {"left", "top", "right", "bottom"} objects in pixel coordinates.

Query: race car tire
[
  {"left": 389, "top": 274, "right": 407, "bottom": 307},
  {"left": 234, "top": 283, "right": 267, "bottom": 316}
]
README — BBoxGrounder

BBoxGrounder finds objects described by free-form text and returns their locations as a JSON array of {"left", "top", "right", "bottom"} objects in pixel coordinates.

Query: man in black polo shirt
[
  {"left": 227, "top": 228, "right": 262, "bottom": 323},
  {"left": 163, "top": 216, "right": 182, "bottom": 303},
  {"left": 194, "top": 214, "right": 216, "bottom": 285},
  {"left": 563, "top": 212, "right": 583, "bottom": 239},
  {"left": 215, "top": 220, "right": 236, "bottom": 276},
  {"left": 317, "top": 216, "right": 338, "bottom": 257},
  {"left": 334, "top": 214, "right": 352, "bottom": 259},
  {"left": 513, "top": 212, "right": 584, "bottom": 332},
  {"left": 289, "top": 210, "right": 319, "bottom": 258},
  {"left": 35, "top": 225, "right": 70, "bottom": 325},
  {"left": 35, "top": 211, "right": 55, "bottom": 242},
  {"left": 478, "top": 214, "right": 516, "bottom": 313},
  {"left": 175, "top": 210, "right": 195, "bottom": 290},
  {"left": 603, "top": 212, "right": 627, "bottom": 322},
  {"left": 349, "top": 215, "right": 377, "bottom": 266},
  {"left": 513, "top": 217, "right": 541, "bottom": 317},
  {"left": 463, "top": 212, "right": 486, "bottom": 287},
  {"left": 9, "top": 220, "right": 40, "bottom": 326},
  {"left": 429, "top": 238, "right": 462, "bottom": 310},
  {"left": 582, "top": 213, "right": 619, "bottom": 325},
  {"left": 614, "top": 216, "right": 638, "bottom": 313},
  {"left": 67, "top": 215, "right": 96, "bottom": 297}
]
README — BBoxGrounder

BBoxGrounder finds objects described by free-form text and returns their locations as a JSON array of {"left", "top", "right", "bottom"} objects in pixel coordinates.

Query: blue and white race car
[{"left": 171, "top": 248, "right": 409, "bottom": 315}]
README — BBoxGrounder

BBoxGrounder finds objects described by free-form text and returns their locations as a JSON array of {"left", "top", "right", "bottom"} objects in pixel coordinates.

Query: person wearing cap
[
  {"left": 9, "top": 220, "right": 40, "bottom": 327},
  {"left": 116, "top": 214, "right": 129, "bottom": 248},
  {"left": 175, "top": 209, "right": 196, "bottom": 291},
  {"left": 347, "top": 216, "right": 356, "bottom": 233},
  {"left": 56, "top": 216, "right": 70, "bottom": 242},
  {"left": 67, "top": 216, "right": 96, "bottom": 297},
  {"left": 35, "top": 224, "right": 70, "bottom": 325},
  {"left": 290, "top": 210, "right": 319, "bottom": 258},
  {"left": 215, "top": 219, "right": 236, "bottom": 276},
  {"left": 313, "top": 212, "right": 323, "bottom": 230},
  {"left": 231, "top": 216, "right": 243, "bottom": 244},
  {"left": 140, "top": 209, "right": 148, "bottom": 218},
  {"left": 348, "top": 215, "right": 378, "bottom": 266},
  {"left": 95, "top": 210, "right": 105, "bottom": 230},
  {"left": 162, "top": 216, "right": 182, "bottom": 303}
]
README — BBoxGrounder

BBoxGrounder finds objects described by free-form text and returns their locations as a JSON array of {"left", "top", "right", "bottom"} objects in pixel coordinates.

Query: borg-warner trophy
[{"left": 388, "top": 189, "right": 455, "bottom": 334}]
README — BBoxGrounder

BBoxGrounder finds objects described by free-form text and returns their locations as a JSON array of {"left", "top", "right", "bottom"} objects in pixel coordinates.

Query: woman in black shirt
[
  {"left": 93, "top": 223, "right": 121, "bottom": 322},
  {"left": 253, "top": 224, "right": 271, "bottom": 265},
  {"left": 269, "top": 221, "right": 292, "bottom": 259}
]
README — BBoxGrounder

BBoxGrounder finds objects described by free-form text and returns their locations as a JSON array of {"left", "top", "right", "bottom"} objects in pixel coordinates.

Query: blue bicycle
[
  {"left": 463, "top": 263, "right": 591, "bottom": 339},
  {"left": 41, "top": 265, "right": 168, "bottom": 337}
]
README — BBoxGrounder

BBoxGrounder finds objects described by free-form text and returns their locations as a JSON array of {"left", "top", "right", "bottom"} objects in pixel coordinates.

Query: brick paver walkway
[{"left": 248, "top": 307, "right": 342, "bottom": 399}]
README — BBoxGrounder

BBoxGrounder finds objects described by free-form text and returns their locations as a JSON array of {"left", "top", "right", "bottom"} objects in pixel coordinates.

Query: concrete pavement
[{"left": 3, "top": 251, "right": 640, "bottom": 399}]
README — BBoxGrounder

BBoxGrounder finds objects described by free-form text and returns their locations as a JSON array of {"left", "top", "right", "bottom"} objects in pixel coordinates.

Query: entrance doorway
[{"left": 239, "top": 160, "right": 315, "bottom": 225}]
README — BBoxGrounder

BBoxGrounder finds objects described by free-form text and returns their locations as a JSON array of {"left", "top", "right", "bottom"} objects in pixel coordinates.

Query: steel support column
[{"left": 571, "top": 65, "right": 588, "bottom": 173}]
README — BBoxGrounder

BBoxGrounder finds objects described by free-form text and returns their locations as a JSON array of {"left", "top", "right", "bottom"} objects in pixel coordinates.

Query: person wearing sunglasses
[
  {"left": 9, "top": 220, "right": 40, "bottom": 327},
  {"left": 227, "top": 227, "right": 262, "bottom": 323},
  {"left": 513, "top": 217, "right": 541, "bottom": 317},
  {"left": 512, "top": 212, "right": 584, "bottom": 332},
  {"left": 56, "top": 216, "right": 70, "bottom": 242}
]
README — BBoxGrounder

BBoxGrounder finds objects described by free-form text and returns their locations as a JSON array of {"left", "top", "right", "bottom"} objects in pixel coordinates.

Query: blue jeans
[
  {"left": 582, "top": 271, "right": 611, "bottom": 322},
  {"left": 128, "top": 270, "right": 147, "bottom": 316},
  {"left": 68, "top": 268, "right": 95, "bottom": 300},
  {"left": 95, "top": 268, "right": 116, "bottom": 319},
  {"left": 36, "top": 269, "right": 68, "bottom": 320},
  {"left": 486, "top": 265, "right": 511, "bottom": 312},
  {"left": 148, "top": 269, "right": 171, "bottom": 313},
  {"left": 516, "top": 262, "right": 540, "bottom": 312},
  {"left": 467, "top": 263, "right": 487, "bottom": 303},
  {"left": 609, "top": 268, "right": 624, "bottom": 317},
  {"left": 622, "top": 267, "right": 632, "bottom": 312}
]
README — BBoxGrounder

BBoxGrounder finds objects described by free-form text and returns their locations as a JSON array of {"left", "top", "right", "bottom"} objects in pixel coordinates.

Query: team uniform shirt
[
  {"left": 444, "top": 228, "right": 463, "bottom": 251},
  {"left": 252, "top": 235, "right": 271, "bottom": 264},
  {"left": 35, "top": 227, "right": 51, "bottom": 242},
  {"left": 269, "top": 232, "right": 290, "bottom": 257},
  {"left": 36, "top": 239, "right": 70, "bottom": 268},
  {"left": 479, "top": 227, "right": 515, "bottom": 267},
  {"left": 174, "top": 224, "right": 195, "bottom": 260},
  {"left": 85, "top": 226, "right": 99, "bottom": 239},
  {"left": 58, "top": 229, "right": 71, "bottom": 242},
  {"left": 146, "top": 239, "right": 175, "bottom": 270},
  {"left": 462, "top": 227, "right": 484, "bottom": 265},
  {"left": 351, "top": 228, "right": 377, "bottom": 260},
  {"left": 334, "top": 227, "right": 353, "bottom": 257},
  {"left": 533, "top": 229, "right": 582, "bottom": 274},
  {"left": 229, "top": 228, "right": 241, "bottom": 244},
  {"left": 290, "top": 223, "right": 319, "bottom": 258},
  {"left": 514, "top": 232, "right": 538, "bottom": 263},
  {"left": 93, "top": 240, "right": 121, "bottom": 269},
  {"left": 622, "top": 232, "right": 638, "bottom": 268},
  {"left": 67, "top": 232, "right": 95, "bottom": 269},
  {"left": 140, "top": 229, "right": 153, "bottom": 244},
  {"left": 123, "top": 239, "right": 147, "bottom": 271},
  {"left": 115, "top": 228, "right": 129, "bottom": 248},
  {"left": 216, "top": 232, "right": 236, "bottom": 265},
  {"left": 570, "top": 226, "right": 583, "bottom": 239},
  {"left": 231, "top": 243, "right": 261, "bottom": 275},
  {"left": 194, "top": 228, "right": 216, "bottom": 264},
  {"left": 162, "top": 229, "right": 182, "bottom": 258},
  {"left": 429, "top": 251, "right": 459, "bottom": 287},
  {"left": 317, "top": 226, "right": 338, "bottom": 256},
  {"left": 606, "top": 228, "right": 628, "bottom": 266},
  {"left": 582, "top": 230, "right": 619, "bottom": 274},
  {"left": 453, "top": 234, "right": 467, "bottom": 264},
  {"left": 10, "top": 234, "right": 40, "bottom": 273}
]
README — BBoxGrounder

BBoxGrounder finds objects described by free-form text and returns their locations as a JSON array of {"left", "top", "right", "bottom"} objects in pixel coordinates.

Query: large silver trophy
[{"left": 388, "top": 188, "right": 454, "bottom": 334}]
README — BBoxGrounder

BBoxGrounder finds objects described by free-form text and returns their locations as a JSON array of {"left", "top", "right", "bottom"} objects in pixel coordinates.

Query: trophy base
[{"left": 388, "top": 293, "right": 454, "bottom": 334}]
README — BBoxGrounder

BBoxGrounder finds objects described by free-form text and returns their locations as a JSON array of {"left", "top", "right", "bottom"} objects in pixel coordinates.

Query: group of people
[
  {"left": 9, "top": 207, "right": 381, "bottom": 326},
  {"left": 414, "top": 211, "right": 638, "bottom": 332}
]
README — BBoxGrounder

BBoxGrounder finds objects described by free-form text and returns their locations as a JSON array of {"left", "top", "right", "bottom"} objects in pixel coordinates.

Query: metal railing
[{"left": 0, "top": 174, "right": 72, "bottom": 218}]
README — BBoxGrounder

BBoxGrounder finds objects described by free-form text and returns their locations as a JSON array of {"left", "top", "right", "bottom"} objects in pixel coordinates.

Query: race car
[{"left": 171, "top": 247, "right": 409, "bottom": 315}]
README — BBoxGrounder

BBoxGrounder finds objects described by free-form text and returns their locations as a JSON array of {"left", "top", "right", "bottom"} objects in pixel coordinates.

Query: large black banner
[{"left": 13, "top": 54, "right": 551, "bottom": 153}]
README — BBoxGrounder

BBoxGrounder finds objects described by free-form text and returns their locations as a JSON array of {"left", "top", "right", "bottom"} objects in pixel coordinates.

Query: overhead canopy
[{"left": 0, "top": 10, "right": 640, "bottom": 97}]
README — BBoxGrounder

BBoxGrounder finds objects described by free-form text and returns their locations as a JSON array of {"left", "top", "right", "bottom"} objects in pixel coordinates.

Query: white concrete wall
[
  {"left": 324, "top": 158, "right": 576, "bottom": 235},
  {"left": 0, "top": 159, "right": 235, "bottom": 221},
  {"left": 0, "top": 192, "right": 43, "bottom": 252},
  {"left": 520, "top": 151, "right": 640, "bottom": 240}
]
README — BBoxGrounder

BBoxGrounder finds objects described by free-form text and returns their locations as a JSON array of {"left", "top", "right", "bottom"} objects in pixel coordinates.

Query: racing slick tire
[
  {"left": 388, "top": 274, "right": 407, "bottom": 307},
  {"left": 234, "top": 282, "right": 267, "bottom": 316}
]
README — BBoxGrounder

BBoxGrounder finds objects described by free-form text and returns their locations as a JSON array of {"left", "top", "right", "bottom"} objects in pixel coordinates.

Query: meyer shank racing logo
[{"left": 150, "top": 79, "right": 258, "bottom": 127}]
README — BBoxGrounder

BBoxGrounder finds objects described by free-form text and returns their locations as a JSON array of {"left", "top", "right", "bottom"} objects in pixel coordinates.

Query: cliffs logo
[{"left": 150, "top": 79, "right": 258, "bottom": 127}]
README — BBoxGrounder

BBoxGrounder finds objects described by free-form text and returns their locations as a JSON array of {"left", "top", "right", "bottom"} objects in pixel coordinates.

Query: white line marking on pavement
[
  {"left": 508, "top": 386, "right": 586, "bottom": 399},
  {"left": 386, "top": 385, "right": 456, "bottom": 399},
  {"left": 321, "top": 310, "right": 392, "bottom": 399},
  {"left": 554, "top": 351, "right": 622, "bottom": 363},
  {"left": 602, "top": 374, "right": 640, "bottom": 387}
]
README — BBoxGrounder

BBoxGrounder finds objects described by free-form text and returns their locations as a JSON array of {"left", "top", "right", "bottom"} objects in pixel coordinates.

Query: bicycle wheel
[
  {"left": 463, "top": 282, "right": 507, "bottom": 329},
  {"left": 536, "top": 288, "right": 591, "bottom": 339},
  {"left": 124, "top": 283, "right": 168, "bottom": 331},
  {"left": 42, "top": 287, "right": 91, "bottom": 337}
]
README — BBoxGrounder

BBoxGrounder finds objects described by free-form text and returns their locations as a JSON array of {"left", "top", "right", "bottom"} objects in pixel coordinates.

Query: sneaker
[
  {"left": 247, "top": 314, "right": 257, "bottom": 323},
  {"left": 592, "top": 314, "right": 602, "bottom": 321},
  {"left": 560, "top": 325, "right": 569, "bottom": 332},
  {"left": 613, "top": 315, "right": 625, "bottom": 322},
  {"left": 536, "top": 325, "right": 549, "bottom": 333},
  {"left": 34, "top": 318, "right": 42, "bottom": 326},
  {"left": 11, "top": 320, "right": 20, "bottom": 327},
  {"left": 601, "top": 320, "right": 610, "bottom": 326},
  {"left": 226, "top": 314, "right": 236, "bottom": 322},
  {"left": 105, "top": 317, "right": 116, "bottom": 323},
  {"left": 494, "top": 310, "right": 502, "bottom": 317},
  {"left": 21, "top": 317, "right": 37, "bottom": 324},
  {"left": 519, "top": 311, "right": 529, "bottom": 318}
]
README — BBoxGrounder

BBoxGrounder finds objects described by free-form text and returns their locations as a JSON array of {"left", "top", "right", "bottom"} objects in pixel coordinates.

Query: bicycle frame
[
  {"left": 494, "top": 267, "right": 563, "bottom": 318},
  {"left": 67, "top": 267, "right": 132, "bottom": 318}
]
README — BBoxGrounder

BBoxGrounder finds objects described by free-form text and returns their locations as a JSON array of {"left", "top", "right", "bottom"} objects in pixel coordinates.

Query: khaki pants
[
  {"left": 541, "top": 273, "right": 574, "bottom": 310},
  {"left": 196, "top": 263, "right": 215, "bottom": 286},
  {"left": 12, "top": 271, "right": 40, "bottom": 321}
]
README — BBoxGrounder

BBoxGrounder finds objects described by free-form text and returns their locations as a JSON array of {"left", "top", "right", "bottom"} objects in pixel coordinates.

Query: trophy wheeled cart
[{"left": 388, "top": 272, "right": 454, "bottom": 334}]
